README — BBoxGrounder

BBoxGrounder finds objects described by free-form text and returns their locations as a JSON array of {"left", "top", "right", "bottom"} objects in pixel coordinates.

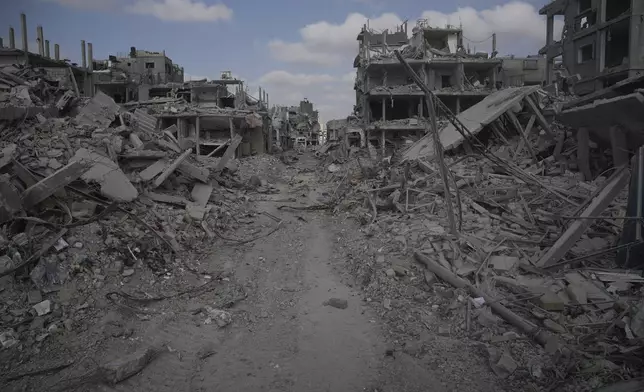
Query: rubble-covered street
[{"left": 3, "top": 1, "right": 644, "bottom": 391}]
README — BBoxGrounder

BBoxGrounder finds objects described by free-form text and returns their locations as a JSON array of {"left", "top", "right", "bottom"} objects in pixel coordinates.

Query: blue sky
[{"left": 0, "top": 0, "right": 558, "bottom": 121}]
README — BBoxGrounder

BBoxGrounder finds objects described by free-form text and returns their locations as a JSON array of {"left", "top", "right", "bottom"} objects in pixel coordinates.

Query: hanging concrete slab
[
  {"left": 74, "top": 91, "right": 120, "bottom": 128},
  {"left": 402, "top": 86, "right": 541, "bottom": 161}
]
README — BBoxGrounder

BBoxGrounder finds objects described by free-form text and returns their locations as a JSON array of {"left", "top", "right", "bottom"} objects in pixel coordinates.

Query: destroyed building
[
  {"left": 93, "top": 47, "right": 185, "bottom": 103},
  {"left": 0, "top": 13, "right": 95, "bottom": 102},
  {"left": 270, "top": 99, "right": 320, "bottom": 149},
  {"left": 539, "top": 0, "right": 644, "bottom": 93},
  {"left": 354, "top": 20, "right": 501, "bottom": 154},
  {"left": 498, "top": 55, "right": 547, "bottom": 87}
]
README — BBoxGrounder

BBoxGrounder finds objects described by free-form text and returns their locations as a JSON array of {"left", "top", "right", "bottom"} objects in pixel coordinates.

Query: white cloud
[
  {"left": 125, "top": 0, "right": 232, "bottom": 22},
  {"left": 268, "top": 12, "right": 402, "bottom": 66},
  {"left": 266, "top": 2, "right": 563, "bottom": 122},
  {"left": 420, "top": 2, "right": 563, "bottom": 56},
  {"left": 268, "top": 2, "right": 561, "bottom": 67}
]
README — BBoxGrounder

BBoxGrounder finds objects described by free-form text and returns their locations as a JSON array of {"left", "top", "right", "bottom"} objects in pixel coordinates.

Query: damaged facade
[
  {"left": 354, "top": 20, "right": 502, "bottom": 154},
  {"left": 270, "top": 98, "right": 320, "bottom": 149},
  {"left": 93, "top": 47, "right": 185, "bottom": 103},
  {"left": 539, "top": 0, "right": 644, "bottom": 93}
]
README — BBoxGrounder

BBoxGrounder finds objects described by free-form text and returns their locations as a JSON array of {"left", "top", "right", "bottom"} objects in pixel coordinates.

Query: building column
[
  {"left": 456, "top": 61, "right": 465, "bottom": 91},
  {"left": 382, "top": 98, "right": 386, "bottom": 121},
  {"left": 427, "top": 68, "right": 436, "bottom": 90},
  {"left": 37, "top": 26, "right": 44, "bottom": 56},
  {"left": 456, "top": 96, "right": 461, "bottom": 114},
  {"left": 577, "top": 128, "right": 592, "bottom": 181},
  {"left": 54, "top": 44, "right": 60, "bottom": 60},
  {"left": 609, "top": 126, "right": 628, "bottom": 167},
  {"left": 381, "top": 129, "right": 385, "bottom": 156},
  {"left": 8, "top": 27, "right": 15, "bottom": 49},
  {"left": 546, "top": 15, "right": 554, "bottom": 45},
  {"left": 81, "top": 40, "right": 87, "bottom": 69},
  {"left": 20, "top": 13, "right": 28, "bottom": 64},
  {"left": 195, "top": 116, "right": 201, "bottom": 155},
  {"left": 45, "top": 40, "right": 50, "bottom": 58}
]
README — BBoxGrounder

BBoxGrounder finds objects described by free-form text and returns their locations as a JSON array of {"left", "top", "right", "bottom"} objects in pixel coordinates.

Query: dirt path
[{"left": 75, "top": 152, "right": 499, "bottom": 392}]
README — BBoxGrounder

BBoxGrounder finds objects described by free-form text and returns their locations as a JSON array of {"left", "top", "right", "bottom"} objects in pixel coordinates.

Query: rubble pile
[
  {"left": 0, "top": 64, "right": 262, "bottom": 359},
  {"left": 317, "top": 85, "right": 644, "bottom": 389}
]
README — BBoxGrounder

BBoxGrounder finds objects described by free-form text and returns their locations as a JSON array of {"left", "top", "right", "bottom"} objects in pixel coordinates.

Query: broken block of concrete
[
  {"left": 153, "top": 149, "right": 192, "bottom": 189},
  {"left": 75, "top": 91, "right": 120, "bottom": 128},
  {"left": 539, "top": 291, "right": 565, "bottom": 311},
  {"left": 185, "top": 203, "right": 208, "bottom": 221},
  {"left": 191, "top": 183, "right": 213, "bottom": 206},
  {"left": 489, "top": 255, "right": 519, "bottom": 272},
  {"left": 138, "top": 159, "right": 168, "bottom": 182},
  {"left": 70, "top": 148, "right": 138, "bottom": 202},
  {"left": 0, "top": 174, "right": 22, "bottom": 223},
  {"left": 101, "top": 346, "right": 161, "bottom": 384},
  {"left": 22, "top": 161, "right": 90, "bottom": 208}
]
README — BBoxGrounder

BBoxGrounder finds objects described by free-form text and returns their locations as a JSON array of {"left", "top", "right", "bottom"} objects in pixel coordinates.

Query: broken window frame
[{"left": 145, "top": 62, "right": 155, "bottom": 69}]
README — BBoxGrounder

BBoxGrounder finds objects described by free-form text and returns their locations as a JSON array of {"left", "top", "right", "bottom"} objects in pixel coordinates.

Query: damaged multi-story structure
[
  {"left": 270, "top": 99, "right": 320, "bottom": 149},
  {"left": 92, "top": 47, "right": 185, "bottom": 103},
  {"left": 539, "top": 0, "right": 644, "bottom": 93},
  {"left": 354, "top": 20, "right": 502, "bottom": 154}
]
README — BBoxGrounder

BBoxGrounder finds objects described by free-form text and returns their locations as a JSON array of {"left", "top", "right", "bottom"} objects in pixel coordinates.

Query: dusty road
[{"left": 99, "top": 153, "right": 498, "bottom": 392}]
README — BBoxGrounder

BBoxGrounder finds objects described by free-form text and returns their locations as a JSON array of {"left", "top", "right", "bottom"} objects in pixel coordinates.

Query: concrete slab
[
  {"left": 75, "top": 91, "right": 119, "bottom": 128},
  {"left": 402, "top": 86, "right": 541, "bottom": 161},
  {"left": 71, "top": 148, "right": 138, "bottom": 202},
  {"left": 557, "top": 93, "right": 644, "bottom": 143}
]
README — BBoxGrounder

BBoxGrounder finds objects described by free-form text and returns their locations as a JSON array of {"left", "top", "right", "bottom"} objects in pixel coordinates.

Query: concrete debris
[
  {"left": 323, "top": 298, "right": 348, "bottom": 309},
  {"left": 204, "top": 307, "right": 232, "bottom": 327},
  {"left": 100, "top": 346, "right": 162, "bottom": 384},
  {"left": 71, "top": 148, "right": 138, "bottom": 202}
]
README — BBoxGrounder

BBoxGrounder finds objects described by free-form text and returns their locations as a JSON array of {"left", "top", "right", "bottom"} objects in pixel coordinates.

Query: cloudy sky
[{"left": 1, "top": 0, "right": 559, "bottom": 123}]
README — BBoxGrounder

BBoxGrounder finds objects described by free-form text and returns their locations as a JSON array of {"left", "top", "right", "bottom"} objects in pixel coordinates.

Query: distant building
[
  {"left": 93, "top": 47, "right": 184, "bottom": 102},
  {"left": 499, "top": 56, "right": 546, "bottom": 87}
]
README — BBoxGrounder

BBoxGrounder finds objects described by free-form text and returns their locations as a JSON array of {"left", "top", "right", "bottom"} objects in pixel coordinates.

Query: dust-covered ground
[{"left": 2, "top": 152, "right": 507, "bottom": 392}]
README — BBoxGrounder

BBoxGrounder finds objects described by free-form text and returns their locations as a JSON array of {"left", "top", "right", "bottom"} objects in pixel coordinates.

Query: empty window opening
[
  {"left": 606, "top": 0, "right": 630, "bottom": 22},
  {"left": 523, "top": 60, "right": 539, "bottom": 70},
  {"left": 441, "top": 75, "right": 452, "bottom": 88},
  {"left": 578, "top": 0, "right": 591, "bottom": 14},
  {"left": 605, "top": 19, "right": 630, "bottom": 68},
  {"left": 578, "top": 44, "right": 594, "bottom": 63},
  {"left": 145, "top": 62, "right": 155, "bottom": 69},
  {"left": 369, "top": 98, "right": 419, "bottom": 121},
  {"left": 219, "top": 97, "right": 235, "bottom": 108}
]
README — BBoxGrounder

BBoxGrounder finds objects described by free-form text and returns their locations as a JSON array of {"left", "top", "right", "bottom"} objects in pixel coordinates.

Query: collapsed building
[
  {"left": 354, "top": 20, "right": 502, "bottom": 154},
  {"left": 93, "top": 47, "right": 185, "bottom": 103},
  {"left": 270, "top": 99, "right": 320, "bottom": 149}
]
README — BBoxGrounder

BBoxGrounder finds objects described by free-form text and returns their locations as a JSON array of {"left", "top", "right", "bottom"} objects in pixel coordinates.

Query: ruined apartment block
[
  {"left": 355, "top": 20, "right": 501, "bottom": 154},
  {"left": 271, "top": 99, "right": 320, "bottom": 149},
  {"left": 540, "top": 0, "right": 644, "bottom": 94},
  {"left": 93, "top": 47, "right": 185, "bottom": 103}
]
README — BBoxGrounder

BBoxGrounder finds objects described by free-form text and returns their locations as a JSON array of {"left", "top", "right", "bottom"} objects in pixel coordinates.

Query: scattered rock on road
[{"left": 323, "top": 298, "right": 348, "bottom": 309}]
